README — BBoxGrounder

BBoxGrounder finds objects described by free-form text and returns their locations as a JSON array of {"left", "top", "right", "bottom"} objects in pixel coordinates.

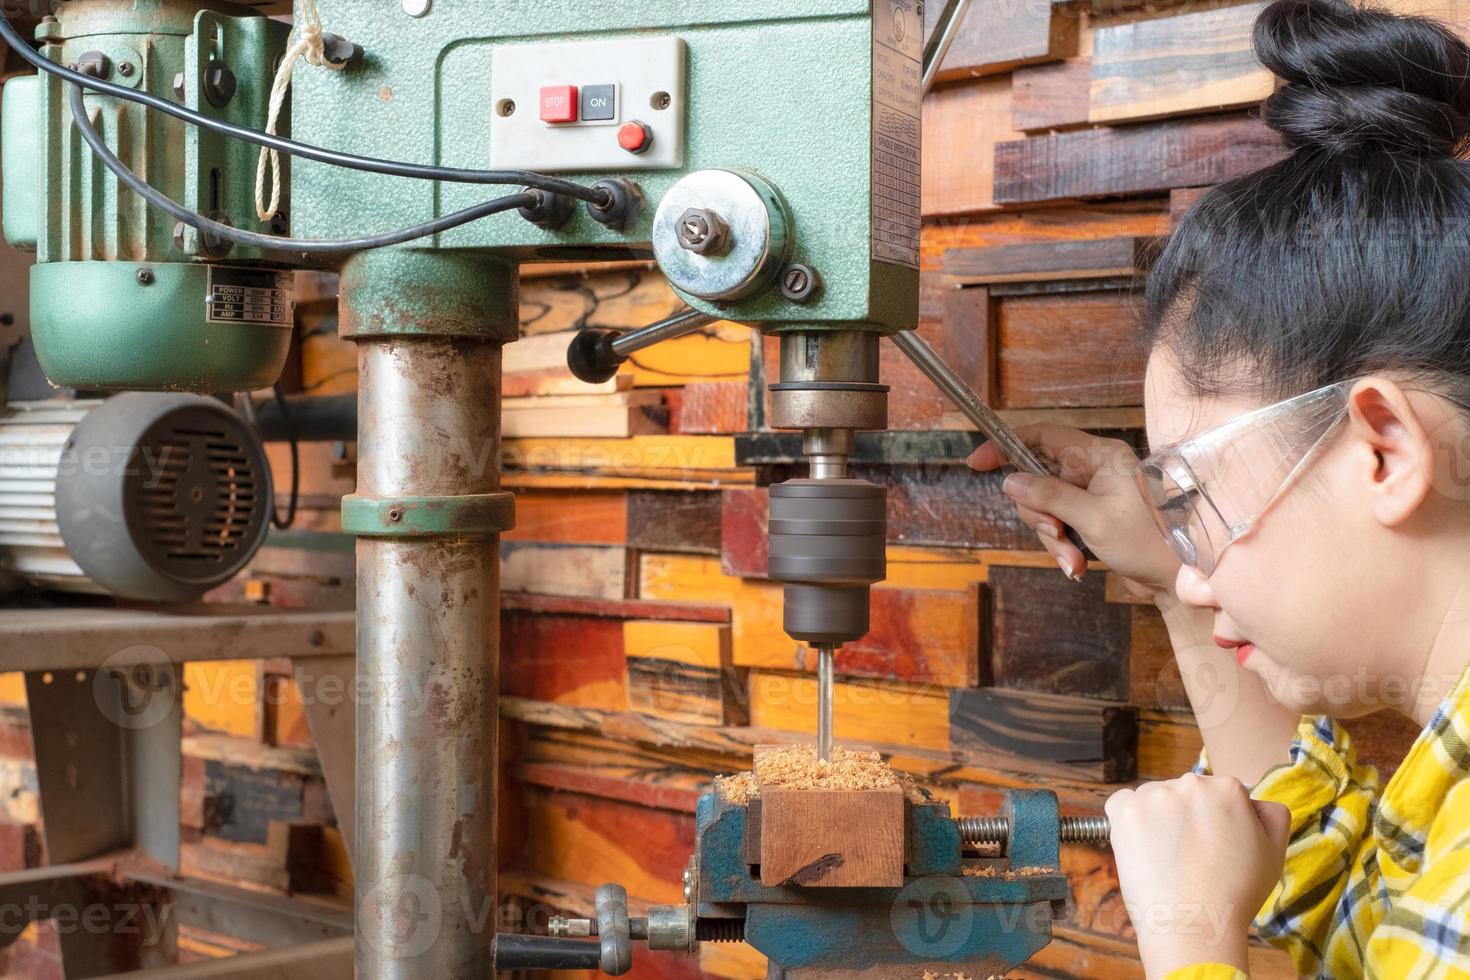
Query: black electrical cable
[
  {"left": 68, "top": 83, "right": 538, "bottom": 254},
  {"left": 237, "top": 388, "right": 298, "bottom": 530},
  {"left": 269, "top": 385, "right": 299, "bottom": 530},
  {"left": 0, "top": 10, "right": 612, "bottom": 207}
]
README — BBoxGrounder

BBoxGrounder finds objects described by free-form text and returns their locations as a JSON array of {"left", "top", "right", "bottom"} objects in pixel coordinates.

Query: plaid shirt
[{"left": 1165, "top": 664, "right": 1470, "bottom": 980}]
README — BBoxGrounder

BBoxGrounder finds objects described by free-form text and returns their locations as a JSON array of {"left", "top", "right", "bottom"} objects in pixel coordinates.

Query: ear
[{"left": 1343, "top": 377, "right": 1434, "bottom": 527}]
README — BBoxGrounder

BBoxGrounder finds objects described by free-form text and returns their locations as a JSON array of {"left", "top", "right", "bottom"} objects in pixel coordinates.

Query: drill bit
[{"left": 817, "top": 642, "right": 835, "bottom": 761}]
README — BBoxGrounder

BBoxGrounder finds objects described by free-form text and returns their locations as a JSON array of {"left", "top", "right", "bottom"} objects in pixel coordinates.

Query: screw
[
  {"left": 651, "top": 91, "right": 672, "bottom": 110},
  {"left": 136, "top": 268, "right": 155, "bottom": 286},
  {"left": 780, "top": 264, "right": 822, "bottom": 304},
  {"left": 386, "top": 506, "right": 405, "bottom": 524},
  {"left": 308, "top": 630, "right": 325, "bottom": 648},
  {"left": 676, "top": 208, "right": 731, "bottom": 256},
  {"left": 117, "top": 61, "right": 134, "bottom": 78}
]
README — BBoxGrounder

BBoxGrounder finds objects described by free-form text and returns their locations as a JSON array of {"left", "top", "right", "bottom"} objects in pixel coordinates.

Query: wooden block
[
  {"left": 674, "top": 381, "right": 748, "bottom": 434},
  {"left": 501, "top": 391, "right": 667, "bottom": 438},
  {"left": 502, "top": 608, "right": 629, "bottom": 710},
  {"left": 505, "top": 489, "right": 629, "bottom": 545},
  {"left": 921, "top": 200, "right": 1170, "bottom": 267},
  {"left": 1012, "top": 57, "right": 1093, "bottom": 132},
  {"left": 625, "top": 620, "right": 741, "bottom": 727},
  {"left": 922, "top": 77, "right": 1023, "bottom": 216},
  {"left": 842, "top": 586, "right": 983, "bottom": 687},
  {"left": 937, "top": 285, "right": 996, "bottom": 408},
  {"left": 626, "top": 490, "right": 722, "bottom": 556},
  {"left": 520, "top": 786, "right": 694, "bottom": 904},
  {"left": 501, "top": 542, "right": 628, "bottom": 600},
  {"left": 720, "top": 487, "right": 768, "bottom": 578},
  {"left": 1137, "top": 708, "right": 1203, "bottom": 781},
  {"left": 747, "top": 672, "right": 951, "bottom": 751},
  {"left": 1089, "top": 3, "right": 1272, "bottom": 125},
  {"left": 755, "top": 747, "right": 905, "bottom": 888},
  {"left": 881, "top": 322, "right": 955, "bottom": 430},
  {"left": 502, "top": 435, "right": 743, "bottom": 480},
  {"left": 1169, "top": 185, "right": 1210, "bottom": 229},
  {"left": 988, "top": 565, "right": 1131, "bottom": 701},
  {"left": 925, "top": 0, "right": 1079, "bottom": 81},
  {"left": 994, "top": 114, "right": 1287, "bottom": 205},
  {"left": 502, "top": 591, "right": 730, "bottom": 624},
  {"left": 997, "top": 290, "right": 1146, "bottom": 409},
  {"left": 944, "top": 236, "right": 1164, "bottom": 286},
  {"left": 949, "top": 687, "right": 1137, "bottom": 782},
  {"left": 1129, "top": 604, "right": 1189, "bottom": 711}
]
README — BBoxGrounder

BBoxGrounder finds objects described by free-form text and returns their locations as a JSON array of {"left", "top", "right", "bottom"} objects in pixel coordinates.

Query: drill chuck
[{"left": 768, "top": 478, "right": 886, "bottom": 644}]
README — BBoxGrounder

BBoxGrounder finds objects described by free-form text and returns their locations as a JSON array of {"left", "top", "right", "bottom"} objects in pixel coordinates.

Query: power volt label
[
  {"left": 871, "top": 0, "right": 923, "bottom": 270},
  {"left": 206, "top": 268, "right": 294, "bottom": 328}
]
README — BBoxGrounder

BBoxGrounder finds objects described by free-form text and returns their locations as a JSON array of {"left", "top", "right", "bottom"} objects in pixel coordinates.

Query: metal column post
[{"left": 339, "top": 250, "right": 519, "bottom": 980}]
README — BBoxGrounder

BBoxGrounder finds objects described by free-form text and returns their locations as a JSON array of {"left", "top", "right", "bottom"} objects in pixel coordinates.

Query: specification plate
[{"left": 206, "top": 268, "right": 294, "bottom": 328}]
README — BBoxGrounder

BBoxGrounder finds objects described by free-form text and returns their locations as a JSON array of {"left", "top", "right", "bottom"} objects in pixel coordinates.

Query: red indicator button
[
  {"left": 539, "top": 85, "right": 579, "bottom": 124},
  {"left": 618, "top": 120, "right": 653, "bottom": 154}
]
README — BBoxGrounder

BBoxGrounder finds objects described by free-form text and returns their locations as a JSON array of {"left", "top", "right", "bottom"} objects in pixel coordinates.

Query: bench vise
[{"left": 510, "top": 786, "right": 1109, "bottom": 977}]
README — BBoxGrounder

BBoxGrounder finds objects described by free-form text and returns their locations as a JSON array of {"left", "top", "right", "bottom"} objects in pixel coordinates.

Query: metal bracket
[{"left": 341, "top": 491, "right": 517, "bottom": 537}]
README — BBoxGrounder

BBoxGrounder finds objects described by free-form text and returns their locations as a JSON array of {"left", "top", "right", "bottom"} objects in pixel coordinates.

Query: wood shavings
[
  {"left": 961, "top": 864, "right": 1055, "bottom": 878},
  {"left": 714, "top": 745, "right": 935, "bottom": 804}
]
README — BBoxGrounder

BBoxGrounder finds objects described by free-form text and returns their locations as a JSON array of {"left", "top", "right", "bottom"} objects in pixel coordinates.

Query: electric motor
[{"left": 0, "top": 393, "right": 271, "bottom": 600}]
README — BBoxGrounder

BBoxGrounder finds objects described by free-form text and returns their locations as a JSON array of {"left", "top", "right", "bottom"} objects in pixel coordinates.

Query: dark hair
[{"left": 1141, "top": 0, "right": 1470, "bottom": 406}]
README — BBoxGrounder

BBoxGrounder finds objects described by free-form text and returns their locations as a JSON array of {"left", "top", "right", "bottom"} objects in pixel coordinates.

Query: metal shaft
[
  {"left": 891, "top": 330, "right": 1047, "bottom": 478},
  {"left": 817, "top": 642, "right": 835, "bottom": 761},
  {"left": 609, "top": 308, "right": 717, "bottom": 358},
  {"left": 921, "top": 0, "right": 974, "bottom": 97},
  {"left": 346, "top": 253, "right": 516, "bottom": 980}
]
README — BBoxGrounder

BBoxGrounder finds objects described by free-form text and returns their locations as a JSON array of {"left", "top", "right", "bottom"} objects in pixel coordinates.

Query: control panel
[{"left": 489, "top": 37, "right": 686, "bottom": 172}]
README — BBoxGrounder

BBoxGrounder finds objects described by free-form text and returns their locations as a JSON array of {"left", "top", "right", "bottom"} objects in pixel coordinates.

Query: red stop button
[
  {"left": 539, "top": 85, "right": 578, "bottom": 124},
  {"left": 618, "top": 120, "right": 653, "bottom": 154}
]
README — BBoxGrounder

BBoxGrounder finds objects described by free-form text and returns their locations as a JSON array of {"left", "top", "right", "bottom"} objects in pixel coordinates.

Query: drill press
[{"left": 0, "top": 0, "right": 1110, "bottom": 974}]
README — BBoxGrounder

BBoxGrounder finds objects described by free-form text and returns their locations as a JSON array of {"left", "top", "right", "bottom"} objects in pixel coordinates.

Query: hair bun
[{"left": 1255, "top": 0, "right": 1470, "bottom": 156}]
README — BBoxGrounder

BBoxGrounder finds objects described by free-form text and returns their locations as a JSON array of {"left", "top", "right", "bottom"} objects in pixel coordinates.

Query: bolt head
[
  {"left": 204, "top": 61, "right": 237, "bottom": 107},
  {"left": 780, "top": 264, "right": 822, "bottom": 304},
  {"left": 676, "top": 208, "right": 731, "bottom": 256},
  {"left": 386, "top": 506, "right": 405, "bottom": 524}
]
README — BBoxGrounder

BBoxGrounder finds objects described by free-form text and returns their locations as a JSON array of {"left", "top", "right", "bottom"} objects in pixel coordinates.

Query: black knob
[{"left": 567, "top": 329, "right": 624, "bottom": 384}]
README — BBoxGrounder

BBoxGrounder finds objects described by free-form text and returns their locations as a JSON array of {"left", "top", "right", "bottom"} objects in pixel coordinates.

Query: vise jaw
[{"left": 689, "top": 786, "right": 1071, "bottom": 978}]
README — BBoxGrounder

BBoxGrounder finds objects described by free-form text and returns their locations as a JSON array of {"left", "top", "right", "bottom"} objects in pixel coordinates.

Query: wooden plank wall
[{"left": 2, "top": 0, "right": 1451, "bottom": 974}]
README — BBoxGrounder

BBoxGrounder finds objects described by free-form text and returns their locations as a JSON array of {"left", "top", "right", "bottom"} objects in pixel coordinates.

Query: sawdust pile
[
  {"left": 715, "top": 744, "right": 933, "bottom": 805},
  {"left": 961, "top": 865, "right": 1055, "bottom": 879}
]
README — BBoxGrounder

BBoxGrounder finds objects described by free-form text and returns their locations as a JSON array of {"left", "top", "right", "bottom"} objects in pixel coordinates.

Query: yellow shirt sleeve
[
  {"left": 1190, "top": 715, "right": 1380, "bottom": 979},
  {"left": 1160, "top": 966, "right": 1248, "bottom": 980}
]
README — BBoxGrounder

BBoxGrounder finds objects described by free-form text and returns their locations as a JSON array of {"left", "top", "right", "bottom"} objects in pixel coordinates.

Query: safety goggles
[{"left": 1133, "top": 378, "right": 1359, "bottom": 575}]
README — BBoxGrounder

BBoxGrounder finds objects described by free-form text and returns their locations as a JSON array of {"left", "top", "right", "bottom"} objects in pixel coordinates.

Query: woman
[{"left": 967, "top": 1, "right": 1470, "bottom": 976}]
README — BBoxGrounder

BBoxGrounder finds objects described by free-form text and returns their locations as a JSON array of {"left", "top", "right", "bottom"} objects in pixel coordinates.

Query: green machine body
[
  {"left": 1, "top": 0, "right": 293, "bottom": 392},
  {"left": 289, "top": 0, "right": 923, "bottom": 338}
]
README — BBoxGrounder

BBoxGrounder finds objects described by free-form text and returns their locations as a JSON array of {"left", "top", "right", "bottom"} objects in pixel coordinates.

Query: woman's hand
[
  {"left": 967, "top": 424, "right": 1180, "bottom": 594},
  {"left": 1106, "top": 774, "right": 1291, "bottom": 977}
]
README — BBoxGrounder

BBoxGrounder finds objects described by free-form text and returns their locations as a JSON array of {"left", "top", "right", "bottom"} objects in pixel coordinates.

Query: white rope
[{"left": 254, "top": 0, "right": 345, "bottom": 222}]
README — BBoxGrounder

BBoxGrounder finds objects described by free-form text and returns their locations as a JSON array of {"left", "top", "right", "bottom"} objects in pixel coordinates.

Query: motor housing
[{"left": 0, "top": 393, "right": 272, "bottom": 600}]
